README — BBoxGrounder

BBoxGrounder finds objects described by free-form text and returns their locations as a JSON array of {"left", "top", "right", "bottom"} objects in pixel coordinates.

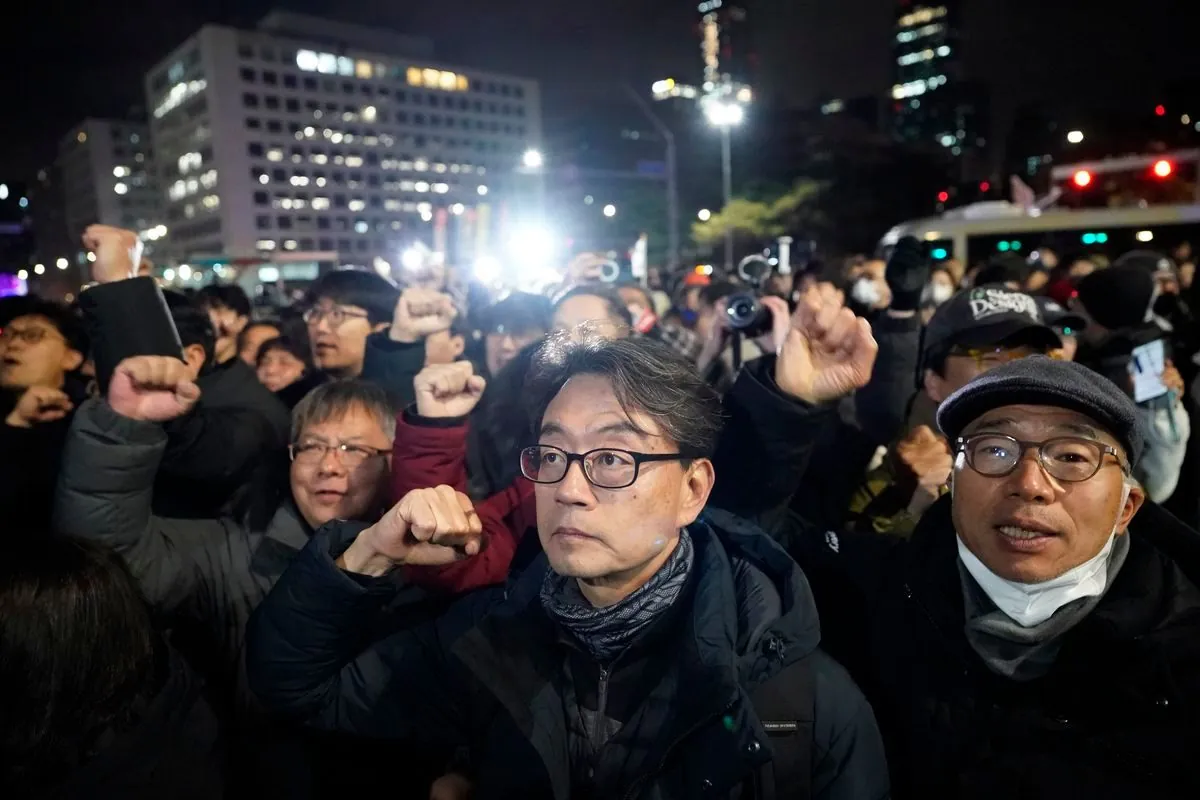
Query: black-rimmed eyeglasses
[
  {"left": 956, "top": 434, "right": 1129, "bottom": 483},
  {"left": 519, "top": 444, "right": 695, "bottom": 490}
]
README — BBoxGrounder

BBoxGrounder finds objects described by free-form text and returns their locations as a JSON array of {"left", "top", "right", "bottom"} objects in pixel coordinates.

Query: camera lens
[{"left": 725, "top": 292, "right": 773, "bottom": 337}]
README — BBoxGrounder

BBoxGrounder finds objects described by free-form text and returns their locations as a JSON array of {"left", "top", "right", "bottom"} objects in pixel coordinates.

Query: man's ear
[
  {"left": 675, "top": 458, "right": 715, "bottom": 529},
  {"left": 61, "top": 348, "right": 84, "bottom": 373},
  {"left": 1116, "top": 480, "right": 1145, "bottom": 535},
  {"left": 182, "top": 344, "right": 208, "bottom": 376},
  {"left": 450, "top": 335, "right": 465, "bottom": 359},
  {"left": 923, "top": 368, "right": 949, "bottom": 404}
]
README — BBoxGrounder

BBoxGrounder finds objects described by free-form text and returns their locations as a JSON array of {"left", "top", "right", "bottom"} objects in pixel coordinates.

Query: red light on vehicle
[
  {"left": 1155, "top": 104, "right": 1167, "bottom": 117},
  {"left": 1072, "top": 170, "right": 1093, "bottom": 188},
  {"left": 937, "top": 190, "right": 949, "bottom": 203},
  {"left": 1153, "top": 159, "right": 1173, "bottom": 178}
]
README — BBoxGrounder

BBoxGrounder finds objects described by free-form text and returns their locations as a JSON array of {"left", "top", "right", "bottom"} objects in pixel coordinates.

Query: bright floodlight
[
  {"left": 34, "top": 263, "right": 45, "bottom": 275},
  {"left": 522, "top": 149, "right": 544, "bottom": 170},
  {"left": 705, "top": 100, "right": 745, "bottom": 127},
  {"left": 1066, "top": 130, "right": 1084, "bottom": 144},
  {"left": 178, "top": 265, "right": 193, "bottom": 281},
  {"left": 698, "top": 208, "right": 712, "bottom": 221},
  {"left": 473, "top": 255, "right": 502, "bottom": 284},
  {"left": 508, "top": 224, "right": 556, "bottom": 268},
  {"left": 56, "top": 257, "right": 68, "bottom": 269},
  {"left": 401, "top": 247, "right": 424, "bottom": 271},
  {"left": 603, "top": 204, "right": 617, "bottom": 218}
]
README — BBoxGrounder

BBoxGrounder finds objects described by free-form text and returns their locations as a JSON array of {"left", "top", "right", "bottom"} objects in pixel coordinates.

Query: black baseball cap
[
  {"left": 938, "top": 355, "right": 1144, "bottom": 466},
  {"left": 919, "top": 284, "right": 1061, "bottom": 379},
  {"left": 1035, "top": 296, "right": 1087, "bottom": 336}
]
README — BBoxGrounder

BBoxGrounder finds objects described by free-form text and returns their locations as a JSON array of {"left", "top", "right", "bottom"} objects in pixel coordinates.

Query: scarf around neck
[{"left": 540, "top": 529, "right": 695, "bottom": 663}]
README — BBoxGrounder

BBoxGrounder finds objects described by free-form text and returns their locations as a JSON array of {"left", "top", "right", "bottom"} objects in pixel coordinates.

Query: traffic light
[
  {"left": 1153, "top": 159, "right": 1173, "bottom": 178},
  {"left": 937, "top": 190, "right": 950, "bottom": 203},
  {"left": 1073, "top": 170, "right": 1093, "bottom": 188}
]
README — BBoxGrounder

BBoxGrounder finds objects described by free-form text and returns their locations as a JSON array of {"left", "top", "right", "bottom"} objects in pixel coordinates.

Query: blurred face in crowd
[
  {"left": 257, "top": 346, "right": 307, "bottom": 392},
  {"left": 290, "top": 403, "right": 392, "bottom": 529},
  {"left": 239, "top": 323, "right": 280, "bottom": 366},
  {"left": 925, "top": 344, "right": 1046, "bottom": 404},
  {"left": 0, "top": 314, "right": 83, "bottom": 391},
  {"left": 1179, "top": 262, "right": 1195, "bottom": 289},
  {"left": 485, "top": 326, "right": 544, "bottom": 377},
  {"left": 534, "top": 374, "right": 712, "bottom": 605},
  {"left": 694, "top": 297, "right": 728, "bottom": 343},
  {"left": 424, "top": 329, "right": 465, "bottom": 366},
  {"left": 553, "top": 294, "right": 627, "bottom": 340},
  {"left": 1025, "top": 270, "right": 1049, "bottom": 292},
  {"left": 618, "top": 286, "right": 655, "bottom": 330},
  {"left": 850, "top": 259, "right": 893, "bottom": 310},
  {"left": 305, "top": 298, "right": 386, "bottom": 378},
  {"left": 1068, "top": 259, "right": 1096, "bottom": 279},
  {"left": 929, "top": 270, "right": 956, "bottom": 304},
  {"left": 952, "top": 404, "right": 1142, "bottom": 583},
  {"left": 206, "top": 303, "right": 248, "bottom": 364}
]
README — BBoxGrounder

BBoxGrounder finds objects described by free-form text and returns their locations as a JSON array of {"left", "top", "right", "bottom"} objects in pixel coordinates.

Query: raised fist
[
  {"left": 565, "top": 252, "right": 612, "bottom": 284},
  {"left": 5, "top": 387, "right": 74, "bottom": 428},
  {"left": 108, "top": 356, "right": 201, "bottom": 422},
  {"left": 896, "top": 425, "right": 953, "bottom": 515},
  {"left": 82, "top": 224, "right": 144, "bottom": 285},
  {"left": 391, "top": 288, "right": 457, "bottom": 343},
  {"left": 776, "top": 284, "right": 878, "bottom": 405},
  {"left": 414, "top": 361, "right": 486, "bottom": 419},
  {"left": 341, "top": 486, "right": 484, "bottom": 575}
]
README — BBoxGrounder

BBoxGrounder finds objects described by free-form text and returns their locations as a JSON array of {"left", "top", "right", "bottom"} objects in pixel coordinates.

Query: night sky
[{"left": 1, "top": 0, "right": 1195, "bottom": 178}]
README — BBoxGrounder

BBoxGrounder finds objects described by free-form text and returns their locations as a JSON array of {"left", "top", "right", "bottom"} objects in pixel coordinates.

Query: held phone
[{"left": 1129, "top": 339, "right": 1169, "bottom": 403}]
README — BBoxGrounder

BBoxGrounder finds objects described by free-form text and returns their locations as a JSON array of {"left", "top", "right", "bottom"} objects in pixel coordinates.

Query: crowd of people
[{"left": 2, "top": 222, "right": 1199, "bottom": 799}]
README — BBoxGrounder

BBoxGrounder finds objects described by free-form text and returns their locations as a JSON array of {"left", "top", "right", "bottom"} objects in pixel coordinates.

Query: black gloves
[{"left": 885, "top": 236, "right": 931, "bottom": 313}]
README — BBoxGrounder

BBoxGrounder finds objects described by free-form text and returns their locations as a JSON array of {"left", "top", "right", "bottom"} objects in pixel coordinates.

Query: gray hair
[
  {"left": 527, "top": 332, "right": 723, "bottom": 456},
  {"left": 290, "top": 379, "right": 397, "bottom": 443}
]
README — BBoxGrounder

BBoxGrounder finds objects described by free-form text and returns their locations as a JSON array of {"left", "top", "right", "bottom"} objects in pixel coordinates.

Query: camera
[
  {"left": 724, "top": 254, "right": 775, "bottom": 338},
  {"left": 597, "top": 259, "right": 622, "bottom": 283}
]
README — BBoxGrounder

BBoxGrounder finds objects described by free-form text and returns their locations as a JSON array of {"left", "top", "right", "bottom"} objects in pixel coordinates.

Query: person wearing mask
[
  {"left": 197, "top": 284, "right": 252, "bottom": 366},
  {"left": 246, "top": 335, "right": 889, "bottom": 800},
  {"left": 256, "top": 335, "right": 313, "bottom": 393},
  {"left": 740, "top": 357, "right": 1200, "bottom": 799},
  {"left": 617, "top": 281, "right": 702, "bottom": 362},
  {"left": 53, "top": 367, "right": 451, "bottom": 795},
  {"left": 0, "top": 300, "right": 90, "bottom": 528},
  {"left": 921, "top": 266, "right": 956, "bottom": 319},
  {"left": 237, "top": 320, "right": 282, "bottom": 366},
  {"left": 846, "top": 258, "right": 893, "bottom": 315},
  {"left": 848, "top": 285, "right": 1061, "bottom": 536},
  {"left": 0, "top": 535, "right": 225, "bottom": 799}
]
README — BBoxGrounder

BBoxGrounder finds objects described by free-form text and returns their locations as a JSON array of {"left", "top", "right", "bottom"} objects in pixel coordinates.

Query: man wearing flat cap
[{"left": 711, "top": 355, "right": 1200, "bottom": 799}]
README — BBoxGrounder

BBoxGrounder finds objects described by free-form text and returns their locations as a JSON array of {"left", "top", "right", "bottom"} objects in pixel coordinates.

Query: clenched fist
[
  {"left": 6, "top": 387, "right": 74, "bottom": 428},
  {"left": 896, "top": 425, "right": 953, "bottom": 516},
  {"left": 414, "top": 361, "right": 486, "bottom": 418},
  {"left": 776, "top": 284, "right": 878, "bottom": 405},
  {"left": 108, "top": 356, "right": 201, "bottom": 422},
  {"left": 82, "top": 224, "right": 144, "bottom": 285},
  {"left": 340, "top": 486, "right": 485, "bottom": 576},
  {"left": 391, "top": 288, "right": 457, "bottom": 343}
]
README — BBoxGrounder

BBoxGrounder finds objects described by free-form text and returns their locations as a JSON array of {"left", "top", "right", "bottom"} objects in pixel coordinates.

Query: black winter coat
[{"left": 246, "top": 517, "right": 890, "bottom": 800}]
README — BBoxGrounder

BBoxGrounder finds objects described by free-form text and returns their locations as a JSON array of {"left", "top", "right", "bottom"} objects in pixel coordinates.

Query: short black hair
[
  {"left": 478, "top": 291, "right": 552, "bottom": 336},
  {"left": 197, "top": 283, "right": 251, "bottom": 318},
  {"left": 162, "top": 291, "right": 215, "bottom": 368},
  {"left": 554, "top": 284, "right": 633, "bottom": 327},
  {"left": 237, "top": 319, "right": 281, "bottom": 353},
  {"left": 256, "top": 334, "right": 313, "bottom": 370},
  {"left": 528, "top": 333, "right": 723, "bottom": 456},
  {"left": 306, "top": 269, "right": 400, "bottom": 326},
  {"left": 0, "top": 536, "right": 157, "bottom": 793},
  {"left": 11, "top": 299, "right": 89, "bottom": 356}
]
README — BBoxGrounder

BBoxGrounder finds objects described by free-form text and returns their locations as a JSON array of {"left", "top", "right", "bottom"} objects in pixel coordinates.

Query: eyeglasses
[
  {"left": 519, "top": 444, "right": 694, "bottom": 490},
  {"left": 302, "top": 306, "right": 370, "bottom": 328},
  {"left": 948, "top": 346, "right": 1058, "bottom": 370},
  {"left": 956, "top": 434, "right": 1129, "bottom": 483},
  {"left": 289, "top": 441, "right": 389, "bottom": 468},
  {"left": 0, "top": 326, "right": 61, "bottom": 346}
]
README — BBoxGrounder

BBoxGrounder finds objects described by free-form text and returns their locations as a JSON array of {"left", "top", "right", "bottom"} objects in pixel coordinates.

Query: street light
[
  {"left": 56, "top": 257, "right": 68, "bottom": 270},
  {"left": 698, "top": 208, "right": 712, "bottom": 221},
  {"left": 702, "top": 95, "right": 748, "bottom": 272},
  {"left": 603, "top": 204, "right": 617, "bottom": 218},
  {"left": 703, "top": 100, "right": 745, "bottom": 128},
  {"left": 34, "top": 263, "right": 44, "bottom": 275},
  {"left": 1067, "top": 130, "right": 1084, "bottom": 144},
  {"left": 522, "top": 149, "right": 544, "bottom": 170}
]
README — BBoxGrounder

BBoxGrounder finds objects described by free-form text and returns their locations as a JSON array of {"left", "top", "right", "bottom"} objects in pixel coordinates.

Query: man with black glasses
[
  {"left": 746, "top": 356, "right": 1200, "bottom": 799},
  {"left": 247, "top": 332, "right": 890, "bottom": 799}
]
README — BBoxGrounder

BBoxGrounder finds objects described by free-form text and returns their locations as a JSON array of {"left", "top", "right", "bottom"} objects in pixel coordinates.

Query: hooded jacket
[{"left": 246, "top": 516, "right": 889, "bottom": 800}]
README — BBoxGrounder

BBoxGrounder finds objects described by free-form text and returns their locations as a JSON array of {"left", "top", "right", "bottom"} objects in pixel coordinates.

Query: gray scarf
[
  {"left": 959, "top": 533, "right": 1131, "bottom": 681},
  {"left": 540, "top": 530, "right": 694, "bottom": 663}
]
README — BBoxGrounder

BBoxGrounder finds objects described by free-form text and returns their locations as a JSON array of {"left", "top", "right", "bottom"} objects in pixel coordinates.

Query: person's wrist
[
  {"left": 338, "top": 527, "right": 400, "bottom": 576},
  {"left": 4, "top": 411, "right": 32, "bottom": 428},
  {"left": 389, "top": 324, "right": 421, "bottom": 344}
]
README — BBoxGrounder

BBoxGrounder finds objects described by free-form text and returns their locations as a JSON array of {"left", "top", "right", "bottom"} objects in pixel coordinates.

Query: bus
[{"left": 879, "top": 202, "right": 1200, "bottom": 266}]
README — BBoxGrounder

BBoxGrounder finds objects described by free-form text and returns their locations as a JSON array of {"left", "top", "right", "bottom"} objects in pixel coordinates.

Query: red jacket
[{"left": 392, "top": 413, "right": 533, "bottom": 592}]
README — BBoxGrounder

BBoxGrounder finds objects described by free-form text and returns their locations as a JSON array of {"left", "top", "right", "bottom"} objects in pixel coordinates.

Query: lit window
[
  {"left": 348, "top": 199, "right": 366, "bottom": 212},
  {"left": 362, "top": 106, "right": 377, "bottom": 123},
  {"left": 257, "top": 239, "right": 279, "bottom": 250},
  {"left": 354, "top": 220, "right": 369, "bottom": 233},
  {"left": 296, "top": 50, "right": 320, "bottom": 71},
  {"left": 317, "top": 53, "right": 337, "bottom": 74},
  {"left": 415, "top": 181, "right": 430, "bottom": 193},
  {"left": 439, "top": 71, "right": 457, "bottom": 91},
  {"left": 345, "top": 156, "right": 363, "bottom": 168},
  {"left": 114, "top": 182, "right": 129, "bottom": 195},
  {"left": 937, "top": 45, "right": 951, "bottom": 57},
  {"left": 897, "top": 5, "right": 947, "bottom": 28},
  {"left": 356, "top": 59, "right": 373, "bottom": 79},
  {"left": 200, "top": 170, "right": 218, "bottom": 189},
  {"left": 457, "top": 75, "right": 469, "bottom": 91},
  {"left": 385, "top": 199, "right": 402, "bottom": 211},
  {"left": 202, "top": 194, "right": 220, "bottom": 209},
  {"left": 178, "top": 151, "right": 202, "bottom": 173},
  {"left": 267, "top": 149, "right": 284, "bottom": 162},
  {"left": 407, "top": 67, "right": 422, "bottom": 86},
  {"left": 284, "top": 239, "right": 299, "bottom": 250},
  {"left": 414, "top": 159, "right": 429, "bottom": 172},
  {"left": 312, "top": 197, "right": 331, "bottom": 210},
  {"left": 423, "top": 68, "right": 439, "bottom": 87},
  {"left": 154, "top": 80, "right": 207, "bottom": 119},
  {"left": 337, "top": 56, "right": 354, "bottom": 77},
  {"left": 433, "top": 183, "right": 449, "bottom": 194},
  {"left": 259, "top": 174, "right": 270, "bottom": 185},
  {"left": 434, "top": 163, "right": 448, "bottom": 173}
]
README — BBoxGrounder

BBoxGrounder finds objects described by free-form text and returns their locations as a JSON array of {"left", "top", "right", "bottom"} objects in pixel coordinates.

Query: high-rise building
[
  {"left": 143, "top": 11, "right": 542, "bottom": 268},
  {"left": 57, "top": 119, "right": 161, "bottom": 247},
  {"left": 891, "top": 3, "right": 988, "bottom": 174}
]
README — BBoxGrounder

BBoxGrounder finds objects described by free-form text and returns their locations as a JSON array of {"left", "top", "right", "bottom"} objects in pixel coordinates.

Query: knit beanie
[{"left": 1074, "top": 266, "right": 1155, "bottom": 331}]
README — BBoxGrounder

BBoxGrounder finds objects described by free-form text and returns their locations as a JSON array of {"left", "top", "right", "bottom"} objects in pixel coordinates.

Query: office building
[
  {"left": 143, "top": 11, "right": 542, "bottom": 268},
  {"left": 892, "top": 2, "right": 987, "bottom": 174},
  {"left": 57, "top": 119, "right": 161, "bottom": 248}
]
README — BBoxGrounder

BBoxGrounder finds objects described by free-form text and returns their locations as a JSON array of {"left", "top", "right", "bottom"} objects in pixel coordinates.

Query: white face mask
[
  {"left": 930, "top": 282, "right": 954, "bottom": 305},
  {"left": 851, "top": 277, "right": 882, "bottom": 307},
  {"left": 957, "top": 482, "right": 1131, "bottom": 627}
]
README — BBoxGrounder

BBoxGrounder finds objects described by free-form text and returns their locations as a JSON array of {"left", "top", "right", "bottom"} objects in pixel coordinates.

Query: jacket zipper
[
  {"left": 622, "top": 711, "right": 723, "bottom": 800},
  {"left": 596, "top": 666, "right": 610, "bottom": 739}
]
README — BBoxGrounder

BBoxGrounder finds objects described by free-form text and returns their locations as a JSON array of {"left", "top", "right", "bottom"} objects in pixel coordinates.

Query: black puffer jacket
[{"left": 247, "top": 517, "right": 890, "bottom": 800}]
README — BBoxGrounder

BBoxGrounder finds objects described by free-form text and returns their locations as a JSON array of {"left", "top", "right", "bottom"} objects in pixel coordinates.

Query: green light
[
  {"left": 931, "top": 247, "right": 948, "bottom": 260},
  {"left": 1082, "top": 233, "right": 1097, "bottom": 245},
  {"left": 1011, "top": 241, "right": 1022, "bottom": 250},
  {"left": 997, "top": 241, "right": 1011, "bottom": 252},
  {"left": 1096, "top": 232, "right": 1108, "bottom": 244}
]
